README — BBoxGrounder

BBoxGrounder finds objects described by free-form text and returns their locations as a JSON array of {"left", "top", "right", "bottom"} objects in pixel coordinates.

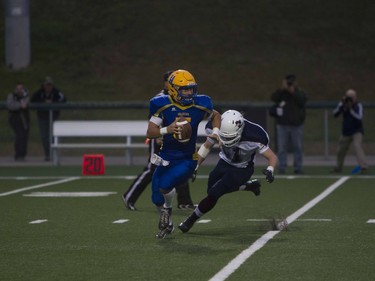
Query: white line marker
[
  {"left": 113, "top": 219, "right": 129, "bottom": 224},
  {"left": 246, "top": 218, "right": 332, "bottom": 222},
  {"left": 197, "top": 219, "right": 211, "bottom": 224},
  {"left": 23, "top": 192, "right": 116, "bottom": 197},
  {"left": 0, "top": 177, "right": 80, "bottom": 197},
  {"left": 298, "top": 219, "right": 332, "bottom": 222},
  {"left": 367, "top": 219, "right": 375, "bottom": 224},
  {"left": 209, "top": 176, "right": 350, "bottom": 281},
  {"left": 29, "top": 219, "right": 48, "bottom": 224}
]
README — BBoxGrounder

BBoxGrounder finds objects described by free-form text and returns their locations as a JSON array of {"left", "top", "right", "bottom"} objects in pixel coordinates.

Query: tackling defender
[
  {"left": 179, "top": 109, "right": 278, "bottom": 233},
  {"left": 146, "top": 69, "right": 221, "bottom": 239}
]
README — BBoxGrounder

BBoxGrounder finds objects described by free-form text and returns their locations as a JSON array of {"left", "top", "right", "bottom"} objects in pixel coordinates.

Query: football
[{"left": 174, "top": 118, "right": 192, "bottom": 143}]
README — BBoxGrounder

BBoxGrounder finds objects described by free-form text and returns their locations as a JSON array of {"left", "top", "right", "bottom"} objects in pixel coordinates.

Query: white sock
[
  {"left": 163, "top": 188, "right": 176, "bottom": 209},
  {"left": 195, "top": 208, "right": 204, "bottom": 217}
]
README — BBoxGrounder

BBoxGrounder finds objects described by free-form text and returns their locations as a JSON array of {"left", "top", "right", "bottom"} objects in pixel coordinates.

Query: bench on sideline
[{"left": 51, "top": 120, "right": 208, "bottom": 165}]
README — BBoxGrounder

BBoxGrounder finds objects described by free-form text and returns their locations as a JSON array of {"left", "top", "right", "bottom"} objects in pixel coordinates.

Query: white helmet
[{"left": 219, "top": 110, "right": 244, "bottom": 147}]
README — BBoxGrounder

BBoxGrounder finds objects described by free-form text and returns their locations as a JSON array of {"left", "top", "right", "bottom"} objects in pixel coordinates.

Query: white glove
[{"left": 150, "top": 154, "right": 170, "bottom": 166}]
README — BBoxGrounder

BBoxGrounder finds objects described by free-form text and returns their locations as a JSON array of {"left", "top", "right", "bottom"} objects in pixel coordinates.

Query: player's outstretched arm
[
  {"left": 208, "top": 110, "right": 221, "bottom": 141},
  {"left": 261, "top": 148, "right": 278, "bottom": 183}
]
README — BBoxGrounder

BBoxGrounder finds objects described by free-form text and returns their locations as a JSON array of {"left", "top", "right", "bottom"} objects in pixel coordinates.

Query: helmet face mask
[
  {"left": 219, "top": 110, "right": 244, "bottom": 147},
  {"left": 168, "top": 70, "right": 198, "bottom": 106}
]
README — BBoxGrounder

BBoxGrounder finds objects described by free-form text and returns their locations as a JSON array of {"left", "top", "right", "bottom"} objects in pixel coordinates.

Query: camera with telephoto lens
[
  {"left": 344, "top": 96, "right": 353, "bottom": 104},
  {"left": 285, "top": 74, "right": 296, "bottom": 87},
  {"left": 343, "top": 96, "right": 353, "bottom": 109}
]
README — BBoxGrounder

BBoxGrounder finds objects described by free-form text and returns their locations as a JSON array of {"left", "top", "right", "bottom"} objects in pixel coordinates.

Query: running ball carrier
[{"left": 146, "top": 69, "right": 220, "bottom": 239}]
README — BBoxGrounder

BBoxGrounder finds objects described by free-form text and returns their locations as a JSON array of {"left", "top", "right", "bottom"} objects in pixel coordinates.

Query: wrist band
[
  {"left": 212, "top": 127, "right": 220, "bottom": 135},
  {"left": 198, "top": 145, "right": 211, "bottom": 159},
  {"left": 160, "top": 127, "right": 168, "bottom": 135},
  {"left": 267, "top": 166, "right": 274, "bottom": 173}
]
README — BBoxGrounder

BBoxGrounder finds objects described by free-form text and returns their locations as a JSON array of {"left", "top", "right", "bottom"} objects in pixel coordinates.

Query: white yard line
[
  {"left": 113, "top": 219, "right": 129, "bottom": 224},
  {"left": 0, "top": 177, "right": 79, "bottom": 197},
  {"left": 197, "top": 219, "right": 212, "bottom": 224},
  {"left": 23, "top": 191, "right": 116, "bottom": 197},
  {"left": 29, "top": 219, "right": 48, "bottom": 224},
  {"left": 209, "top": 176, "right": 350, "bottom": 281}
]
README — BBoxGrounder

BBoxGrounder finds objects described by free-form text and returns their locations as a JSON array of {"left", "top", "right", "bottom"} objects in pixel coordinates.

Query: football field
[{"left": 0, "top": 166, "right": 374, "bottom": 281}]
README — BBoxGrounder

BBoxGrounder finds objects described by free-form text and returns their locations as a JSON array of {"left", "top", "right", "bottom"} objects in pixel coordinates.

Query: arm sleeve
[
  {"left": 333, "top": 102, "right": 343, "bottom": 117},
  {"left": 350, "top": 103, "right": 363, "bottom": 120}
]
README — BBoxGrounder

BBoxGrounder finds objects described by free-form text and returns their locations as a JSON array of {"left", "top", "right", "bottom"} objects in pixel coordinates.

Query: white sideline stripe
[
  {"left": 113, "top": 219, "right": 129, "bottom": 224},
  {"left": 209, "top": 176, "right": 350, "bottom": 281},
  {"left": 197, "top": 219, "right": 211, "bottom": 224},
  {"left": 29, "top": 219, "right": 48, "bottom": 224},
  {"left": 0, "top": 177, "right": 80, "bottom": 197},
  {"left": 367, "top": 219, "right": 375, "bottom": 224},
  {"left": 23, "top": 192, "right": 116, "bottom": 197},
  {"left": 0, "top": 176, "right": 133, "bottom": 180}
]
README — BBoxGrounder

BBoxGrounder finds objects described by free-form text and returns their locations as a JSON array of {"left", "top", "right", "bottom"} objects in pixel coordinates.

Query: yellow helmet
[{"left": 167, "top": 69, "right": 198, "bottom": 105}]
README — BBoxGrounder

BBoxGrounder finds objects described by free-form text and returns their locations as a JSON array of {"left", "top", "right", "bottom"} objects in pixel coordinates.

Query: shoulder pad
[{"left": 194, "top": 95, "right": 213, "bottom": 111}]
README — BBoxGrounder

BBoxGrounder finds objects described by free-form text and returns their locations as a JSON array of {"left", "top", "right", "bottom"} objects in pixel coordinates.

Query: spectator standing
[
  {"left": 121, "top": 71, "right": 196, "bottom": 211},
  {"left": 6, "top": 83, "right": 30, "bottom": 161},
  {"left": 331, "top": 89, "right": 369, "bottom": 173},
  {"left": 270, "top": 74, "right": 308, "bottom": 174},
  {"left": 31, "top": 76, "right": 66, "bottom": 161}
]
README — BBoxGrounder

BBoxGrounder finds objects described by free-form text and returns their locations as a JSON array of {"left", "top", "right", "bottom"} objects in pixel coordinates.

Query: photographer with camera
[
  {"left": 331, "top": 89, "right": 369, "bottom": 173},
  {"left": 270, "top": 74, "right": 308, "bottom": 174},
  {"left": 6, "top": 83, "right": 30, "bottom": 161}
]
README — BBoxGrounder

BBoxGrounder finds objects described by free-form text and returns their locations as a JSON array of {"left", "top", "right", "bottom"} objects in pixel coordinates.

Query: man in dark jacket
[
  {"left": 31, "top": 76, "right": 66, "bottom": 161},
  {"left": 6, "top": 83, "right": 30, "bottom": 161},
  {"left": 332, "top": 89, "right": 368, "bottom": 173},
  {"left": 270, "top": 74, "right": 308, "bottom": 174}
]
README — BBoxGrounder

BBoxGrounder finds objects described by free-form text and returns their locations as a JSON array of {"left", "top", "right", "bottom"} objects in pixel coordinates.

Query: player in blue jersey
[
  {"left": 146, "top": 69, "right": 221, "bottom": 239},
  {"left": 178, "top": 110, "right": 278, "bottom": 233}
]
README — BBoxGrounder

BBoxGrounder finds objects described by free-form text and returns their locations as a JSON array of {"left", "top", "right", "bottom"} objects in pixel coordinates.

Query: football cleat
[
  {"left": 158, "top": 207, "right": 171, "bottom": 230},
  {"left": 178, "top": 214, "right": 198, "bottom": 233},
  {"left": 156, "top": 222, "right": 174, "bottom": 239},
  {"left": 244, "top": 179, "right": 261, "bottom": 196}
]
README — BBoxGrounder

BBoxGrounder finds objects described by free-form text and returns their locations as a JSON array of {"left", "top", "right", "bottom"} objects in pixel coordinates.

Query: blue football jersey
[{"left": 149, "top": 94, "right": 213, "bottom": 161}]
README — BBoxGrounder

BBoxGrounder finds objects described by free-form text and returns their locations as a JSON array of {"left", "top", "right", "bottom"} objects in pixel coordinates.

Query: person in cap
[
  {"left": 31, "top": 76, "right": 66, "bottom": 161},
  {"left": 331, "top": 89, "right": 369, "bottom": 174}
]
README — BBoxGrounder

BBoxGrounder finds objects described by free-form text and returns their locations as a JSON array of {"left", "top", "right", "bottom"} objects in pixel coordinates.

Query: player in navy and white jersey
[
  {"left": 179, "top": 110, "right": 278, "bottom": 233},
  {"left": 146, "top": 69, "right": 221, "bottom": 238}
]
